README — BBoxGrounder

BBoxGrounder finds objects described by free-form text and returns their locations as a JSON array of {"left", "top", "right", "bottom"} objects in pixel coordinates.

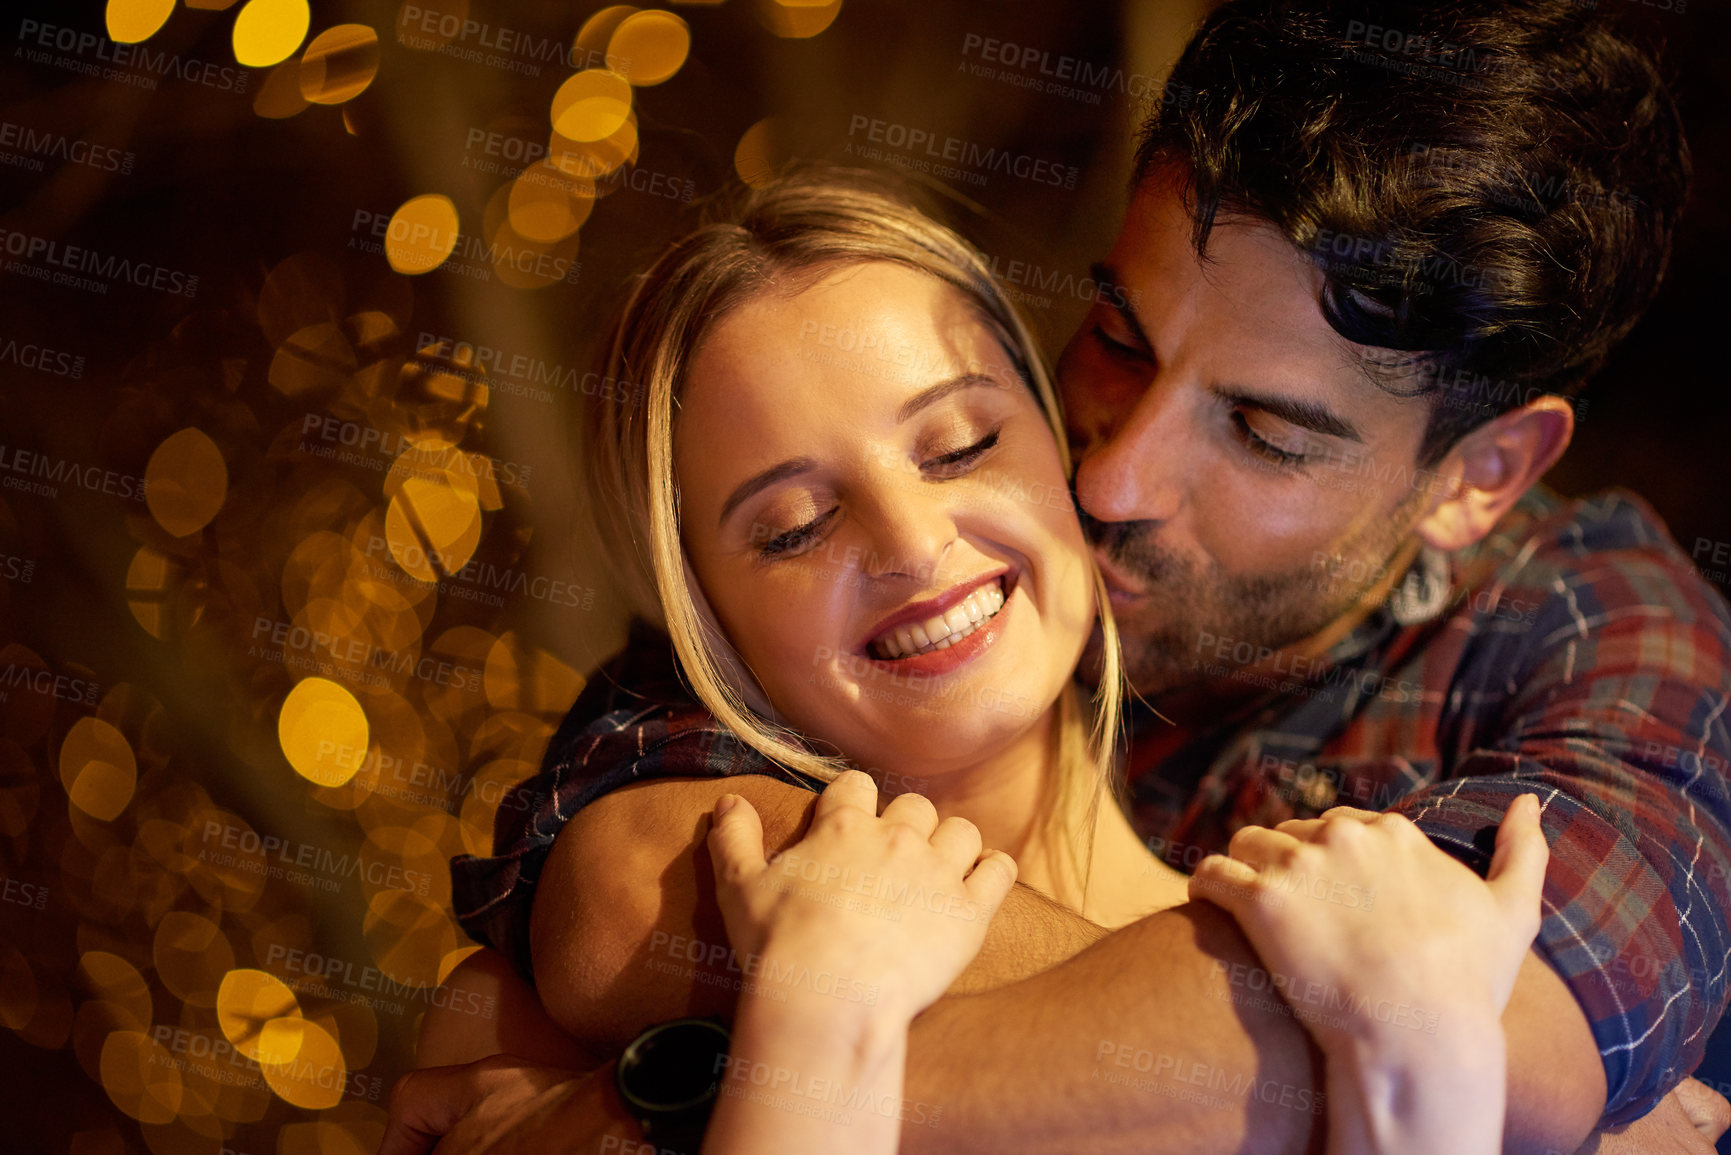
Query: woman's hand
[
  {"left": 1188, "top": 795, "right": 1548, "bottom": 1056},
  {"left": 706, "top": 768, "right": 1017, "bottom": 1022}
]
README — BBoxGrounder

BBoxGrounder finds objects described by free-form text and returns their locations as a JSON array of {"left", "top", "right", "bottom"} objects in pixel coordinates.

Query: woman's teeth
[{"left": 871, "top": 579, "right": 1006, "bottom": 660}]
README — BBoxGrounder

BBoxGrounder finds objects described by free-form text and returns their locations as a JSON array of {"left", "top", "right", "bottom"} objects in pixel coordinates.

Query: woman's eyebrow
[
  {"left": 719, "top": 457, "right": 819, "bottom": 527},
  {"left": 896, "top": 373, "right": 1005, "bottom": 424}
]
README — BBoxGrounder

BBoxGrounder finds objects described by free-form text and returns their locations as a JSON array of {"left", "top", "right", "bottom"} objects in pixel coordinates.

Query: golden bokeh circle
[
  {"left": 550, "top": 112, "right": 639, "bottom": 190},
  {"left": 299, "top": 24, "right": 380, "bottom": 104},
  {"left": 278, "top": 677, "right": 370, "bottom": 786},
  {"left": 125, "top": 546, "right": 179, "bottom": 639},
  {"left": 735, "top": 117, "right": 788, "bottom": 188},
  {"left": 575, "top": 5, "right": 636, "bottom": 61},
  {"left": 145, "top": 427, "right": 229, "bottom": 539},
  {"left": 758, "top": 0, "right": 843, "bottom": 39},
  {"left": 267, "top": 322, "right": 356, "bottom": 398},
  {"left": 608, "top": 10, "right": 690, "bottom": 86},
  {"left": 106, "top": 0, "right": 176, "bottom": 44},
  {"left": 98, "top": 1030, "right": 183, "bottom": 1124},
  {"left": 59, "top": 717, "right": 138, "bottom": 823},
  {"left": 506, "top": 162, "right": 595, "bottom": 243},
  {"left": 216, "top": 968, "right": 302, "bottom": 1060},
  {"left": 152, "top": 911, "right": 234, "bottom": 1007},
  {"left": 382, "top": 446, "right": 485, "bottom": 581},
  {"left": 232, "top": 0, "right": 310, "bottom": 67},
  {"left": 77, "top": 952, "right": 154, "bottom": 1030},
  {"left": 259, "top": 1018, "right": 347, "bottom": 1109},
  {"left": 255, "top": 59, "right": 311, "bottom": 118},
  {"left": 550, "top": 69, "right": 633, "bottom": 143},
  {"left": 383, "top": 195, "right": 461, "bottom": 276}
]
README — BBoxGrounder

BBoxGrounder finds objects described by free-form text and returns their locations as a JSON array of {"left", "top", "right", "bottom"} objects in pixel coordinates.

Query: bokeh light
[
  {"left": 575, "top": 6, "right": 638, "bottom": 60},
  {"left": 609, "top": 10, "right": 691, "bottom": 86},
  {"left": 735, "top": 116, "right": 789, "bottom": 187},
  {"left": 299, "top": 24, "right": 381, "bottom": 105},
  {"left": 550, "top": 69, "right": 634, "bottom": 143},
  {"left": 106, "top": 0, "right": 176, "bottom": 44},
  {"left": 255, "top": 59, "right": 310, "bottom": 118},
  {"left": 59, "top": 717, "right": 138, "bottom": 823},
  {"left": 383, "top": 195, "right": 462, "bottom": 275},
  {"left": 216, "top": 969, "right": 302, "bottom": 1060},
  {"left": 99, "top": 1031, "right": 183, "bottom": 1124},
  {"left": 232, "top": 0, "right": 311, "bottom": 68},
  {"left": 258, "top": 1018, "right": 347, "bottom": 1109},
  {"left": 278, "top": 678, "right": 370, "bottom": 786},
  {"left": 78, "top": 953, "right": 154, "bottom": 1030},
  {"left": 507, "top": 161, "right": 596, "bottom": 243},
  {"left": 153, "top": 911, "right": 235, "bottom": 1006},
  {"left": 758, "top": 0, "right": 844, "bottom": 39},
  {"left": 550, "top": 113, "right": 640, "bottom": 190},
  {"left": 145, "top": 428, "right": 229, "bottom": 539}
]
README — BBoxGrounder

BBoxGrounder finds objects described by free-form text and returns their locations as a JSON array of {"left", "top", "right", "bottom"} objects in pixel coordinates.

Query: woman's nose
[{"left": 850, "top": 481, "right": 957, "bottom": 583}]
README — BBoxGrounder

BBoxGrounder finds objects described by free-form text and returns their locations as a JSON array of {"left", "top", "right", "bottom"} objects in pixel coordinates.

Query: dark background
[{"left": 0, "top": 1, "right": 1724, "bottom": 1152}]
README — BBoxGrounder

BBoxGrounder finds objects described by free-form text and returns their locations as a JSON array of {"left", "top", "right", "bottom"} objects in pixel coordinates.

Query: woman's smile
[{"left": 864, "top": 569, "right": 1008, "bottom": 660}]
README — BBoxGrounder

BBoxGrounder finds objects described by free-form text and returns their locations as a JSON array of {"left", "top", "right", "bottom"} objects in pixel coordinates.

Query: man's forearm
[{"left": 900, "top": 901, "right": 1605, "bottom": 1155}]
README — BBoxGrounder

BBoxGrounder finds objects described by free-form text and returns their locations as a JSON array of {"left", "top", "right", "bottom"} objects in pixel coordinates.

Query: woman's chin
[{"left": 818, "top": 692, "right": 1057, "bottom": 783}]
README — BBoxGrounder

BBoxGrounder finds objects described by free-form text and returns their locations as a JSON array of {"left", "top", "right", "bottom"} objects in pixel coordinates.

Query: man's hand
[
  {"left": 1573, "top": 1078, "right": 1731, "bottom": 1154},
  {"left": 1675, "top": 1077, "right": 1731, "bottom": 1140},
  {"left": 379, "top": 1056, "right": 633, "bottom": 1155}
]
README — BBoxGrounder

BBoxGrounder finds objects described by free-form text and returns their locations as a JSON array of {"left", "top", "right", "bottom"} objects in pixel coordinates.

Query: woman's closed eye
[
  {"left": 755, "top": 506, "right": 838, "bottom": 560},
  {"left": 752, "top": 427, "right": 1004, "bottom": 562},
  {"left": 921, "top": 426, "right": 1001, "bottom": 478}
]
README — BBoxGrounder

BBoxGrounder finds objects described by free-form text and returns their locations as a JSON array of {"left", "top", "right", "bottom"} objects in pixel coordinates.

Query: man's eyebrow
[
  {"left": 719, "top": 457, "right": 819, "bottom": 527},
  {"left": 719, "top": 374, "right": 1005, "bottom": 528},
  {"left": 1211, "top": 384, "right": 1365, "bottom": 443},
  {"left": 1090, "top": 262, "right": 1154, "bottom": 351}
]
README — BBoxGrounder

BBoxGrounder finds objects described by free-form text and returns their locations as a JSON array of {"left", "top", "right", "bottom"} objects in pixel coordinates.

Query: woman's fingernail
[{"left": 715, "top": 794, "right": 739, "bottom": 817}]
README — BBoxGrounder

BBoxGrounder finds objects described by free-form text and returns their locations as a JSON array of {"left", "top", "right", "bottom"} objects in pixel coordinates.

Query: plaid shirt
[{"left": 453, "top": 485, "right": 1731, "bottom": 1126}]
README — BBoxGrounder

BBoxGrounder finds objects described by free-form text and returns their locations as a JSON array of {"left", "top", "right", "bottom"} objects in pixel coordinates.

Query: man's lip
[
  {"left": 1092, "top": 551, "right": 1148, "bottom": 602},
  {"left": 857, "top": 568, "right": 1012, "bottom": 652}
]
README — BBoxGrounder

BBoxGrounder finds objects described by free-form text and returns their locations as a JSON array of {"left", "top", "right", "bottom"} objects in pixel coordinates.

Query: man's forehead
[
  {"left": 1114, "top": 182, "right": 1324, "bottom": 317},
  {"left": 1102, "top": 182, "right": 1425, "bottom": 436}
]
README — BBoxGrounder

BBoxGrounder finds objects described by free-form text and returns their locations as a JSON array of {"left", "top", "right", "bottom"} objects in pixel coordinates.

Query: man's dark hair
[{"left": 1135, "top": 0, "right": 1691, "bottom": 463}]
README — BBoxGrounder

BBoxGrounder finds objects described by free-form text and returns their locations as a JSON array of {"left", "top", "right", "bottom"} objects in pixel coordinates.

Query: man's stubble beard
[{"left": 1079, "top": 490, "right": 1427, "bottom": 698}]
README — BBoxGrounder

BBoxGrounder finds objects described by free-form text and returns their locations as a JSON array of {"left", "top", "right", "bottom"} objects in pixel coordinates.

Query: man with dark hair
[{"left": 383, "top": 1, "right": 1731, "bottom": 1151}]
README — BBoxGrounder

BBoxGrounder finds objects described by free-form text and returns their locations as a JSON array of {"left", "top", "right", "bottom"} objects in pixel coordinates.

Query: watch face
[{"left": 618, "top": 1018, "right": 730, "bottom": 1114}]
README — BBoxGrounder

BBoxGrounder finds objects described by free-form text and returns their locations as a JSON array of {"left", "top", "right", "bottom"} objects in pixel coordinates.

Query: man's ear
[{"left": 1415, "top": 396, "right": 1576, "bottom": 553}]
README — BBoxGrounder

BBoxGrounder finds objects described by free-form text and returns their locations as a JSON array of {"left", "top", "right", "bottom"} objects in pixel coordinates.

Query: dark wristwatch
[{"left": 614, "top": 1015, "right": 732, "bottom": 1154}]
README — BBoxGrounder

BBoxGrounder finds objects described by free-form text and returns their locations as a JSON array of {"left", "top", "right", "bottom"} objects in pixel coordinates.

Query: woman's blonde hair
[{"left": 581, "top": 168, "right": 1124, "bottom": 896}]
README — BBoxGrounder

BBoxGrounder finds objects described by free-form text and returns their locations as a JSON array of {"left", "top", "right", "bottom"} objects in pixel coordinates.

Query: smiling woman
[{"left": 579, "top": 169, "right": 1135, "bottom": 908}]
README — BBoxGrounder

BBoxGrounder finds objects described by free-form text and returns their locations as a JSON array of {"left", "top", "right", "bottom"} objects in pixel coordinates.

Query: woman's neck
[
  {"left": 879, "top": 704, "right": 1185, "bottom": 926},
  {"left": 887, "top": 705, "right": 1087, "bottom": 909}
]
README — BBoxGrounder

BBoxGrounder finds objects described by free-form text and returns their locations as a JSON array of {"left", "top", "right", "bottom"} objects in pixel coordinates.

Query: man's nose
[{"left": 1073, "top": 375, "right": 1188, "bottom": 525}]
